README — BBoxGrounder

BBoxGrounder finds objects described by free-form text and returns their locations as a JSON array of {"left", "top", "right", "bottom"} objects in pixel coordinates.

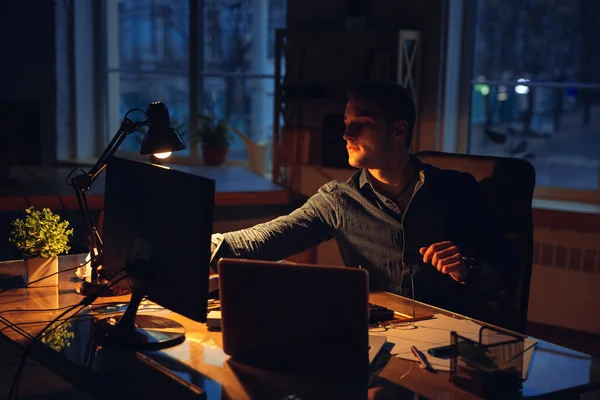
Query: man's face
[{"left": 343, "top": 99, "right": 397, "bottom": 169}]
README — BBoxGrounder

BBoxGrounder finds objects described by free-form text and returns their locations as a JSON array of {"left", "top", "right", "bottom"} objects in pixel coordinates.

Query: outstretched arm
[{"left": 210, "top": 188, "right": 338, "bottom": 268}]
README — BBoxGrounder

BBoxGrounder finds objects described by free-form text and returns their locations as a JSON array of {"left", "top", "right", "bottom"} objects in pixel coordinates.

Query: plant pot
[
  {"left": 202, "top": 145, "right": 229, "bottom": 166},
  {"left": 25, "top": 256, "right": 59, "bottom": 287}
]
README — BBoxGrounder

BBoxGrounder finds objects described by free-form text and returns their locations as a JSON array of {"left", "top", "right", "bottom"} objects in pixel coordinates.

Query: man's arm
[
  {"left": 210, "top": 186, "right": 338, "bottom": 269},
  {"left": 458, "top": 173, "right": 521, "bottom": 296},
  {"left": 419, "top": 173, "right": 521, "bottom": 297}
]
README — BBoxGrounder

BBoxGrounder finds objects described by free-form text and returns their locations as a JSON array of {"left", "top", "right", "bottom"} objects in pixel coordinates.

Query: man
[{"left": 210, "top": 81, "right": 519, "bottom": 316}]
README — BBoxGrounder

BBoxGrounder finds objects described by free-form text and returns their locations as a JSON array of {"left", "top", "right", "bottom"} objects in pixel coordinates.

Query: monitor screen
[{"left": 102, "top": 156, "right": 215, "bottom": 324}]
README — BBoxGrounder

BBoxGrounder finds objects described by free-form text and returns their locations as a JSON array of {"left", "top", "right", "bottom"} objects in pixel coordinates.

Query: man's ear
[{"left": 392, "top": 120, "right": 408, "bottom": 137}]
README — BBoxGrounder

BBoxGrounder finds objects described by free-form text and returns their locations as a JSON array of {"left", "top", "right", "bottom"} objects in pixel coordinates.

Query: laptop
[{"left": 217, "top": 258, "right": 386, "bottom": 374}]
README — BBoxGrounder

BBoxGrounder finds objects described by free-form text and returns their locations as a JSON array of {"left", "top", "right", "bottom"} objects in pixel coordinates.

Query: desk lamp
[{"left": 69, "top": 102, "right": 186, "bottom": 296}]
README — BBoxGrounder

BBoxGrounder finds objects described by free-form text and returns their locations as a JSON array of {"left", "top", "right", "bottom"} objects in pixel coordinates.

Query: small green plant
[
  {"left": 41, "top": 320, "right": 75, "bottom": 353},
  {"left": 9, "top": 207, "right": 74, "bottom": 258},
  {"left": 197, "top": 113, "right": 233, "bottom": 147}
]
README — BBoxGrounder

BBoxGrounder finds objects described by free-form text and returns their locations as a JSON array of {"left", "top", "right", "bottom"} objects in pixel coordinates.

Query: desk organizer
[{"left": 450, "top": 326, "right": 524, "bottom": 398}]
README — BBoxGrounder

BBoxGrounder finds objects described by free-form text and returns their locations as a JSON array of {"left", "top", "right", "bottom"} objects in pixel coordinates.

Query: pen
[
  {"left": 393, "top": 310, "right": 434, "bottom": 320},
  {"left": 411, "top": 345, "right": 436, "bottom": 373}
]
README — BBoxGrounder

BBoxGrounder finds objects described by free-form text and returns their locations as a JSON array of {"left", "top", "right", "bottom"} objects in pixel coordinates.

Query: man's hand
[{"left": 419, "top": 241, "right": 467, "bottom": 282}]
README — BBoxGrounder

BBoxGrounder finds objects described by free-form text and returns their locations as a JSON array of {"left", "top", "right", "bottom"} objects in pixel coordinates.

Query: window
[
  {"left": 202, "top": 0, "right": 285, "bottom": 163},
  {"left": 105, "top": 0, "right": 286, "bottom": 169},
  {"left": 466, "top": 0, "right": 600, "bottom": 199},
  {"left": 107, "top": 0, "right": 190, "bottom": 155}
]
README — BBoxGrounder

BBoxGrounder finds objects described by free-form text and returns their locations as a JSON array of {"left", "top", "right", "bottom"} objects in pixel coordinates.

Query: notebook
[{"left": 217, "top": 258, "right": 385, "bottom": 374}]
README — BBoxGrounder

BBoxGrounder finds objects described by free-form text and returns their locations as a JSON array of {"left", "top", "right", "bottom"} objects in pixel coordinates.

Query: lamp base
[{"left": 77, "top": 280, "right": 130, "bottom": 297}]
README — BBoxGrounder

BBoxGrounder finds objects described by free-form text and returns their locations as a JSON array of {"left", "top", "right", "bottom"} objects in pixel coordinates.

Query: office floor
[{"left": 527, "top": 322, "right": 600, "bottom": 358}]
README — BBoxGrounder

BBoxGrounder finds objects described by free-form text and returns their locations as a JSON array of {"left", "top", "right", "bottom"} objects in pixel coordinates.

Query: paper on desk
[{"left": 370, "top": 314, "right": 537, "bottom": 380}]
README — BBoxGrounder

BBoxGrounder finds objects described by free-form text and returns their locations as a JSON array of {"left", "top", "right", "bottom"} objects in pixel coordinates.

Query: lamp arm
[
  {"left": 69, "top": 117, "right": 148, "bottom": 284},
  {"left": 88, "top": 118, "right": 149, "bottom": 183},
  {"left": 74, "top": 183, "right": 103, "bottom": 270}
]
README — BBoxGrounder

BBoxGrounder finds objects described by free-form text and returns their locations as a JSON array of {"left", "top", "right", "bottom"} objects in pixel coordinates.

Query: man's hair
[{"left": 347, "top": 81, "right": 416, "bottom": 148}]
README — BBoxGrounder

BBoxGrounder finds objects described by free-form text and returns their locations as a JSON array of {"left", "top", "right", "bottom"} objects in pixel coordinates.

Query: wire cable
[
  {"left": 7, "top": 301, "right": 90, "bottom": 399},
  {"left": 0, "top": 299, "right": 131, "bottom": 316},
  {"left": 6, "top": 274, "right": 128, "bottom": 399},
  {"left": 0, "top": 258, "right": 91, "bottom": 296},
  {"left": 0, "top": 303, "right": 165, "bottom": 335}
]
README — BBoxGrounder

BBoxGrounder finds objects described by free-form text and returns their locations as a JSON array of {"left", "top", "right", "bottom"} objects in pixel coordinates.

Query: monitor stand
[
  {"left": 77, "top": 264, "right": 131, "bottom": 297},
  {"left": 78, "top": 279, "right": 130, "bottom": 297},
  {"left": 94, "top": 287, "right": 186, "bottom": 350}
]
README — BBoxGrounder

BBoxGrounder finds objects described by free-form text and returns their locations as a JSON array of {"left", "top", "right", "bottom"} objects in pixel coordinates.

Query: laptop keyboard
[{"left": 368, "top": 303, "right": 395, "bottom": 324}]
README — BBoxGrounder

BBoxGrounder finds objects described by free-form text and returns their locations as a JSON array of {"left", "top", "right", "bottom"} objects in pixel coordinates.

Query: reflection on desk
[{"left": 1, "top": 255, "right": 600, "bottom": 400}]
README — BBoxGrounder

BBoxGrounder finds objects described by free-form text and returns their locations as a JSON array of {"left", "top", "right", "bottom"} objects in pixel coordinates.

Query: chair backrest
[{"left": 416, "top": 151, "right": 536, "bottom": 333}]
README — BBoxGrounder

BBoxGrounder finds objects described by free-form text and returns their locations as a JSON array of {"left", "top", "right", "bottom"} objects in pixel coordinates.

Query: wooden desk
[
  {"left": 368, "top": 292, "right": 600, "bottom": 399},
  {"left": 0, "top": 164, "right": 288, "bottom": 211},
  {"left": 1, "top": 255, "right": 599, "bottom": 400}
]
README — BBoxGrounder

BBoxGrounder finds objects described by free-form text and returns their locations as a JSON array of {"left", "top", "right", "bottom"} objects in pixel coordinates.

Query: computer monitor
[{"left": 95, "top": 156, "right": 215, "bottom": 350}]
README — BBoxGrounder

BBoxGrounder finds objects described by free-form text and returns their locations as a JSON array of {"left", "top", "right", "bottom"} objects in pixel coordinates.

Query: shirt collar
[{"left": 359, "top": 155, "right": 426, "bottom": 190}]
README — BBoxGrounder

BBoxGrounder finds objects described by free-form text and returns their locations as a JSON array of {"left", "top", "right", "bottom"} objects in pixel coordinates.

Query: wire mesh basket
[{"left": 450, "top": 325, "right": 524, "bottom": 397}]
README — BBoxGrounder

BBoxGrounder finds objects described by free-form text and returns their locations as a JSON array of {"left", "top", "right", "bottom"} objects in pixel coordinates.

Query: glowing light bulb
[{"left": 153, "top": 152, "right": 171, "bottom": 159}]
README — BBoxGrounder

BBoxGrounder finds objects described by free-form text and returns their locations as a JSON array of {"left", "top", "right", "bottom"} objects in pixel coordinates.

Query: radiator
[{"left": 528, "top": 227, "right": 600, "bottom": 334}]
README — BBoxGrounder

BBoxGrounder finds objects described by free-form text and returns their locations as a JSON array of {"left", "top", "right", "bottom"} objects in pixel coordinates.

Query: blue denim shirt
[{"left": 211, "top": 160, "right": 519, "bottom": 314}]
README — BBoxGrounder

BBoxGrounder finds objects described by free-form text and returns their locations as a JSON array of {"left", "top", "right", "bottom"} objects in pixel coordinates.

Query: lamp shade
[{"left": 140, "top": 102, "right": 187, "bottom": 155}]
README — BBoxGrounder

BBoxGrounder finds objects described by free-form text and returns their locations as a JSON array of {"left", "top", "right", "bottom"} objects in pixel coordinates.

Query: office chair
[{"left": 416, "top": 150, "right": 536, "bottom": 333}]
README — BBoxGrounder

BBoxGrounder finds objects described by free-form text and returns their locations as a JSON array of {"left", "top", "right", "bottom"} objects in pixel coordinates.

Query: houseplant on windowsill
[
  {"left": 197, "top": 113, "right": 233, "bottom": 166},
  {"left": 9, "top": 207, "right": 74, "bottom": 287}
]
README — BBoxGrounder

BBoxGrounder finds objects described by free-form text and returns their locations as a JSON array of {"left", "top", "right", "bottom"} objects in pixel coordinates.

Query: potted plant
[
  {"left": 197, "top": 113, "right": 233, "bottom": 166},
  {"left": 9, "top": 207, "right": 74, "bottom": 287}
]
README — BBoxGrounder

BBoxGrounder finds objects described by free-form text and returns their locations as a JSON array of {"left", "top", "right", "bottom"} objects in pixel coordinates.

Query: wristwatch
[{"left": 462, "top": 256, "right": 482, "bottom": 283}]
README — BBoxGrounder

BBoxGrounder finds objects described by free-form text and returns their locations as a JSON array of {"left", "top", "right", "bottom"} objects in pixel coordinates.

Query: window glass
[{"left": 469, "top": 0, "right": 600, "bottom": 190}]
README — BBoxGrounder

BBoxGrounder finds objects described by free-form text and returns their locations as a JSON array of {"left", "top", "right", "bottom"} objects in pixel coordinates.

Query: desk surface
[
  {"left": 0, "top": 164, "right": 288, "bottom": 211},
  {"left": 1, "top": 255, "right": 599, "bottom": 400}
]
